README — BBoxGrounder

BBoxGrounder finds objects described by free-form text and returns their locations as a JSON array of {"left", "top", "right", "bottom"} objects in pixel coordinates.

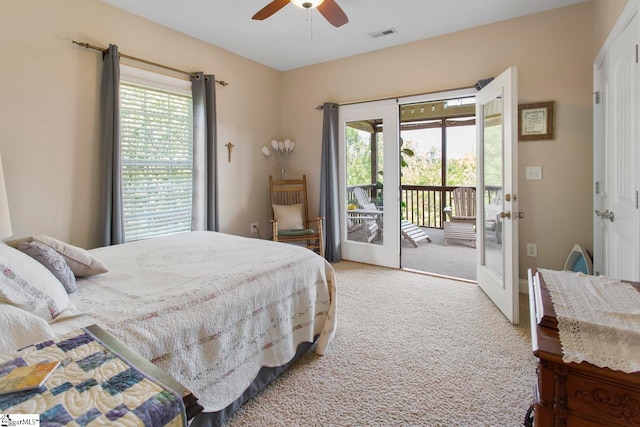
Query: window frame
[{"left": 119, "top": 65, "right": 193, "bottom": 242}]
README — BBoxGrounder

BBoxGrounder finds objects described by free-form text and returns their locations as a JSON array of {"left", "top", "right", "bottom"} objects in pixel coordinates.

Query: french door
[
  {"left": 476, "top": 67, "right": 520, "bottom": 324},
  {"left": 339, "top": 100, "right": 400, "bottom": 267}
]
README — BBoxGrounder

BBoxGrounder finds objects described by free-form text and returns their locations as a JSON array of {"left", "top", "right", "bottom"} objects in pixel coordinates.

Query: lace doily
[{"left": 539, "top": 269, "right": 640, "bottom": 373}]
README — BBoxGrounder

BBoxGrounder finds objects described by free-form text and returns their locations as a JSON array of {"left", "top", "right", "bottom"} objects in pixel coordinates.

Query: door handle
[
  {"left": 594, "top": 209, "right": 614, "bottom": 222},
  {"left": 499, "top": 211, "right": 524, "bottom": 220}
]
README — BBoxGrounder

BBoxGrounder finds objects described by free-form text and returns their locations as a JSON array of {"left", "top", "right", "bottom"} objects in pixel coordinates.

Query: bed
[{"left": 0, "top": 231, "right": 336, "bottom": 425}]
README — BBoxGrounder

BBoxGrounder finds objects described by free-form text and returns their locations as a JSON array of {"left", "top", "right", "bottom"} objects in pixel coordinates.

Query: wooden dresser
[{"left": 528, "top": 269, "right": 640, "bottom": 427}]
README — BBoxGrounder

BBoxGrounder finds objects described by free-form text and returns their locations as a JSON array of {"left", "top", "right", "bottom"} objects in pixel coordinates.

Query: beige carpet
[{"left": 225, "top": 261, "right": 537, "bottom": 427}]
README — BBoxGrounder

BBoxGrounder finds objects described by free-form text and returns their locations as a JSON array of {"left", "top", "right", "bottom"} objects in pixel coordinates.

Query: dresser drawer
[{"left": 566, "top": 373, "right": 640, "bottom": 426}]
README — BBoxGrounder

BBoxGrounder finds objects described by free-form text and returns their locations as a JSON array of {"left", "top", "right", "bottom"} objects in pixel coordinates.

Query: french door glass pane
[
  {"left": 346, "top": 119, "right": 384, "bottom": 245},
  {"left": 482, "top": 97, "right": 503, "bottom": 279}
]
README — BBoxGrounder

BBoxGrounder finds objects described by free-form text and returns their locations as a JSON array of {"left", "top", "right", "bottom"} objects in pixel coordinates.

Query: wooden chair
[
  {"left": 270, "top": 175, "right": 324, "bottom": 257},
  {"left": 443, "top": 187, "right": 476, "bottom": 247}
]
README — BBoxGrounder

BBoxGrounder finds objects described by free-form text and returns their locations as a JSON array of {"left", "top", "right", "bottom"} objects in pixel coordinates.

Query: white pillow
[
  {"left": 0, "top": 303, "right": 55, "bottom": 353},
  {"left": 272, "top": 203, "right": 305, "bottom": 230},
  {"left": 0, "top": 243, "right": 69, "bottom": 321},
  {"left": 18, "top": 240, "right": 77, "bottom": 293},
  {"left": 8, "top": 235, "right": 108, "bottom": 277}
]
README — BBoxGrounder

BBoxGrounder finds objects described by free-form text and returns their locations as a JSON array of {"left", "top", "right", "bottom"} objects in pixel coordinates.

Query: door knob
[
  {"left": 594, "top": 209, "right": 614, "bottom": 222},
  {"left": 499, "top": 211, "right": 511, "bottom": 219}
]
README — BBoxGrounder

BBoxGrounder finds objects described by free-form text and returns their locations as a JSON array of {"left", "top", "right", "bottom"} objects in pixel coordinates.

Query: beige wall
[
  {"left": 0, "top": 0, "right": 631, "bottom": 279},
  {"left": 0, "top": 0, "right": 282, "bottom": 248},
  {"left": 593, "top": 0, "right": 629, "bottom": 55},
  {"left": 281, "top": 3, "right": 601, "bottom": 279}
]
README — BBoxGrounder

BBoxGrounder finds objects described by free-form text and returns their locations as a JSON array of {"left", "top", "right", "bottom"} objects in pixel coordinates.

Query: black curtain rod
[{"left": 72, "top": 41, "right": 228, "bottom": 87}]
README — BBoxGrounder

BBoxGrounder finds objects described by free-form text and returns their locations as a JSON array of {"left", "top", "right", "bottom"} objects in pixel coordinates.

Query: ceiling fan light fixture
[
  {"left": 252, "top": 0, "right": 347, "bottom": 28},
  {"left": 291, "top": 0, "right": 324, "bottom": 9}
]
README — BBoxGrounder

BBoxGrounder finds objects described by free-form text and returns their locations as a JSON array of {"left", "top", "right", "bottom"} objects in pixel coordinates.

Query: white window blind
[{"left": 120, "top": 66, "right": 193, "bottom": 242}]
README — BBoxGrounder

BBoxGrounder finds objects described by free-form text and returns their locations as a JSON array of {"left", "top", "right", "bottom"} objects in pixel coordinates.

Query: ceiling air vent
[{"left": 367, "top": 28, "right": 398, "bottom": 39}]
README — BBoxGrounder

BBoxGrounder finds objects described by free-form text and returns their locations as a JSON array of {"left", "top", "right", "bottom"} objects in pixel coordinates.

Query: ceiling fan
[{"left": 252, "top": 0, "right": 349, "bottom": 28}]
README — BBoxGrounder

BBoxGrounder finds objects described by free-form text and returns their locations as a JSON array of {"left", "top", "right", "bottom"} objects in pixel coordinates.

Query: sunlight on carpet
[{"left": 225, "top": 261, "right": 536, "bottom": 426}]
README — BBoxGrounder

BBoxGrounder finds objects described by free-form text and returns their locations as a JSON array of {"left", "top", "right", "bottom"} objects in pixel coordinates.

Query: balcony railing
[{"left": 347, "top": 184, "right": 502, "bottom": 229}]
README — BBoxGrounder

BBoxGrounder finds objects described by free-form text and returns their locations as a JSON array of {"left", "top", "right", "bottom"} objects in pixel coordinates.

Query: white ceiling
[{"left": 101, "top": 0, "right": 588, "bottom": 71}]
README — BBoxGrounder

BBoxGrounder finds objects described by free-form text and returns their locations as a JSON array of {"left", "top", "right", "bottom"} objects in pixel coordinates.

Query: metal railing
[{"left": 347, "top": 184, "right": 502, "bottom": 229}]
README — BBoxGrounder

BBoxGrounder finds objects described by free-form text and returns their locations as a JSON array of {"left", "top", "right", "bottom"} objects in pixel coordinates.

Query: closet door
[
  {"left": 595, "top": 12, "right": 640, "bottom": 281},
  {"left": 593, "top": 51, "right": 607, "bottom": 277}
]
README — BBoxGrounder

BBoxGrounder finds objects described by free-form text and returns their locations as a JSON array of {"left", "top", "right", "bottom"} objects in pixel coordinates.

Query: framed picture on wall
[{"left": 518, "top": 101, "right": 554, "bottom": 141}]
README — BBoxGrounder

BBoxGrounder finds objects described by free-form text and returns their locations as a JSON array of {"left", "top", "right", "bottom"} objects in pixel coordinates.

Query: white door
[
  {"left": 594, "top": 12, "right": 640, "bottom": 281},
  {"left": 476, "top": 67, "right": 519, "bottom": 324},
  {"left": 593, "top": 50, "right": 607, "bottom": 277},
  {"left": 339, "top": 101, "right": 400, "bottom": 268}
]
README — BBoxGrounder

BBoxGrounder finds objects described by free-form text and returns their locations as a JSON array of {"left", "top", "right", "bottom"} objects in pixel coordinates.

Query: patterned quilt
[
  {"left": 49, "top": 231, "right": 337, "bottom": 411},
  {"left": 0, "top": 328, "right": 185, "bottom": 426}
]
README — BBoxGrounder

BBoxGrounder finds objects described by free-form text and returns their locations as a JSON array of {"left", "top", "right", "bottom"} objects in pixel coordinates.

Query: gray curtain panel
[
  {"left": 319, "top": 102, "right": 341, "bottom": 262},
  {"left": 191, "top": 73, "right": 219, "bottom": 232},
  {"left": 100, "top": 44, "right": 125, "bottom": 246}
]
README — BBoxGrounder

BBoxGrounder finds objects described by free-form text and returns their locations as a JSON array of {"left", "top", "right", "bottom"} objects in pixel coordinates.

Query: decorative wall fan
[{"left": 252, "top": 0, "right": 348, "bottom": 28}]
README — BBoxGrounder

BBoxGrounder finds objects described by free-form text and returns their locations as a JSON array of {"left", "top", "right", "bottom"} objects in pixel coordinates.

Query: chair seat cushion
[{"left": 278, "top": 228, "right": 315, "bottom": 237}]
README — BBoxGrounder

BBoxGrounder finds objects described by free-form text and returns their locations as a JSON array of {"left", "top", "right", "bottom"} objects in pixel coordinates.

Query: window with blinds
[{"left": 120, "top": 66, "right": 193, "bottom": 242}]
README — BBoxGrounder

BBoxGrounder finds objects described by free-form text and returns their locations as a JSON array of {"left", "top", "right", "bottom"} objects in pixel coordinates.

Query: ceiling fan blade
[
  {"left": 317, "top": 0, "right": 348, "bottom": 27},
  {"left": 252, "top": 0, "right": 290, "bottom": 21}
]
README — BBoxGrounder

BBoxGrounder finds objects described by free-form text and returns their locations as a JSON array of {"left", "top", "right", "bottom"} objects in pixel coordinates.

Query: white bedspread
[{"left": 49, "top": 231, "right": 336, "bottom": 411}]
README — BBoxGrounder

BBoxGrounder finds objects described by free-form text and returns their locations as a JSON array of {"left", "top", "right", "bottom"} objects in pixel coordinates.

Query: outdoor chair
[
  {"left": 353, "top": 186, "right": 429, "bottom": 246},
  {"left": 443, "top": 187, "right": 476, "bottom": 247},
  {"left": 347, "top": 213, "right": 379, "bottom": 243}
]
